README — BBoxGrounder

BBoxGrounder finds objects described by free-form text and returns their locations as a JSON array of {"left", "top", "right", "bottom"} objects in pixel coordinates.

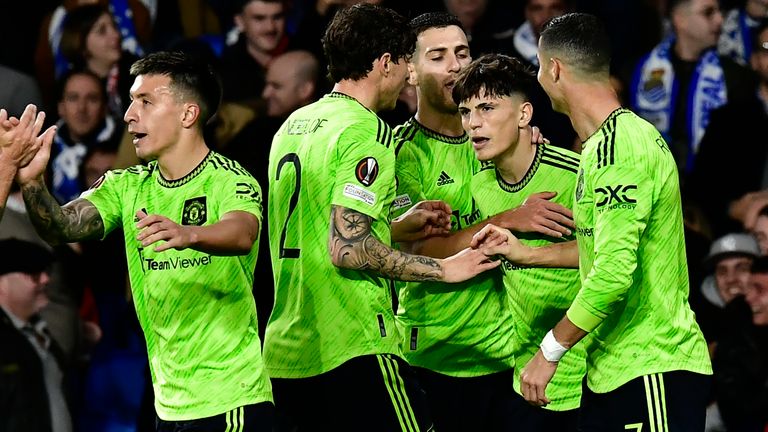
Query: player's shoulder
[
  {"left": 206, "top": 151, "right": 258, "bottom": 181},
  {"left": 540, "top": 144, "right": 580, "bottom": 175},
  {"left": 585, "top": 108, "right": 666, "bottom": 170},
  {"left": 106, "top": 162, "right": 154, "bottom": 183}
]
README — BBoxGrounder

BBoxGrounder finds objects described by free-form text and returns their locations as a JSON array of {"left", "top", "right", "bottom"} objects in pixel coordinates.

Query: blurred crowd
[{"left": 1, "top": 0, "right": 768, "bottom": 431}]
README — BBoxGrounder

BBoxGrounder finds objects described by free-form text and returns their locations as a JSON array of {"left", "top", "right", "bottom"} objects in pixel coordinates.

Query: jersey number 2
[{"left": 276, "top": 153, "right": 301, "bottom": 258}]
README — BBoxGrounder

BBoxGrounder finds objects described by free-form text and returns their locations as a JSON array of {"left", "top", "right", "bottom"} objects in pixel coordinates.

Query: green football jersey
[
  {"left": 265, "top": 92, "right": 401, "bottom": 378},
  {"left": 81, "top": 151, "right": 271, "bottom": 421},
  {"left": 568, "top": 108, "right": 712, "bottom": 393},
  {"left": 392, "top": 118, "right": 514, "bottom": 377},
  {"left": 471, "top": 144, "right": 586, "bottom": 411}
]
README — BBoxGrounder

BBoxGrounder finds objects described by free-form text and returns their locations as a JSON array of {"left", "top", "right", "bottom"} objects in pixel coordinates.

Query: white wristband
[{"left": 540, "top": 330, "right": 568, "bottom": 362}]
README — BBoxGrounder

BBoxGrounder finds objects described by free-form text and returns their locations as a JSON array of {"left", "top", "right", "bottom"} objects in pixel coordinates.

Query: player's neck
[
  {"left": 414, "top": 105, "right": 464, "bottom": 137},
  {"left": 332, "top": 81, "right": 380, "bottom": 112},
  {"left": 494, "top": 127, "right": 535, "bottom": 184},
  {"left": 566, "top": 83, "right": 622, "bottom": 142},
  {"left": 156, "top": 135, "right": 210, "bottom": 180}
]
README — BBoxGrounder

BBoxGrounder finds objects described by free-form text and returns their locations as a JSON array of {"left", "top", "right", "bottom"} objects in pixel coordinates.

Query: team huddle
[{"left": 2, "top": 3, "right": 712, "bottom": 432}]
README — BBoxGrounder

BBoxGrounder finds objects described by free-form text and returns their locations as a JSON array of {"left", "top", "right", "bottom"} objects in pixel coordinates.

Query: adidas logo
[{"left": 436, "top": 171, "right": 454, "bottom": 186}]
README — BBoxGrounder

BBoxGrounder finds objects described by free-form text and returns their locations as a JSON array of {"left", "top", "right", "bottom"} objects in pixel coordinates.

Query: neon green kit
[
  {"left": 568, "top": 108, "right": 712, "bottom": 393},
  {"left": 265, "top": 92, "right": 402, "bottom": 378},
  {"left": 81, "top": 151, "right": 272, "bottom": 420},
  {"left": 471, "top": 144, "right": 586, "bottom": 410},
  {"left": 392, "top": 118, "right": 515, "bottom": 377}
]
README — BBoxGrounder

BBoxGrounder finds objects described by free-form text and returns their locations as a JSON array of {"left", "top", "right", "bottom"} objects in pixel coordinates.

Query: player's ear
[
  {"left": 378, "top": 53, "right": 393, "bottom": 76},
  {"left": 180, "top": 103, "right": 200, "bottom": 128},
  {"left": 519, "top": 101, "right": 533, "bottom": 127},
  {"left": 550, "top": 57, "right": 562, "bottom": 83}
]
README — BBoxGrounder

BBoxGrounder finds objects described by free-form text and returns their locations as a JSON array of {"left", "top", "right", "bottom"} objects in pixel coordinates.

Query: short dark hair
[
  {"left": 452, "top": 53, "right": 536, "bottom": 105},
  {"left": 130, "top": 51, "right": 222, "bottom": 126},
  {"left": 56, "top": 68, "right": 107, "bottom": 103},
  {"left": 322, "top": 4, "right": 415, "bottom": 82},
  {"left": 539, "top": 12, "right": 611, "bottom": 76},
  {"left": 409, "top": 12, "right": 464, "bottom": 37}
]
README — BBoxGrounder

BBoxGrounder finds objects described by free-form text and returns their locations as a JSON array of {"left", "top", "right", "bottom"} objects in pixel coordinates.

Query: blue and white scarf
[
  {"left": 52, "top": 117, "right": 115, "bottom": 203},
  {"left": 630, "top": 36, "right": 727, "bottom": 171},
  {"left": 513, "top": 21, "right": 539, "bottom": 67},
  {"left": 718, "top": 8, "right": 756, "bottom": 66}
]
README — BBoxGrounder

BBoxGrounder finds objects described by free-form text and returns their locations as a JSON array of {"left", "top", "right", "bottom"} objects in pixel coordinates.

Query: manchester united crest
[{"left": 182, "top": 196, "right": 207, "bottom": 226}]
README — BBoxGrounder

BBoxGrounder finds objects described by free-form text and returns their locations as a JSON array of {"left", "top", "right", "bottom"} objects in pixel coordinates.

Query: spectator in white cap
[
  {"left": 696, "top": 233, "right": 761, "bottom": 346},
  {"left": 702, "top": 233, "right": 761, "bottom": 308}
]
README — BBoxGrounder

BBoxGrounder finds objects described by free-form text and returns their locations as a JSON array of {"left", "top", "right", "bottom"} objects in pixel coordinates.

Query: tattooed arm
[
  {"left": 20, "top": 178, "right": 104, "bottom": 245},
  {"left": 328, "top": 205, "right": 499, "bottom": 283}
]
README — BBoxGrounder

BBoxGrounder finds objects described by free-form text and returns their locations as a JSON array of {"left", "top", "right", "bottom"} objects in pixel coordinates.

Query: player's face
[
  {"left": 410, "top": 25, "right": 471, "bottom": 113},
  {"left": 525, "top": 0, "right": 569, "bottom": 37},
  {"left": 0, "top": 271, "right": 50, "bottom": 321},
  {"left": 459, "top": 91, "right": 527, "bottom": 162},
  {"left": 714, "top": 256, "right": 754, "bottom": 303},
  {"left": 674, "top": 0, "right": 723, "bottom": 50},
  {"left": 746, "top": 274, "right": 768, "bottom": 325},
  {"left": 124, "top": 74, "right": 186, "bottom": 160},
  {"left": 536, "top": 49, "right": 564, "bottom": 114},
  {"left": 58, "top": 73, "right": 106, "bottom": 141},
  {"left": 85, "top": 13, "right": 121, "bottom": 65},
  {"left": 236, "top": 0, "right": 285, "bottom": 54},
  {"left": 750, "top": 29, "right": 768, "bottom": 86}
]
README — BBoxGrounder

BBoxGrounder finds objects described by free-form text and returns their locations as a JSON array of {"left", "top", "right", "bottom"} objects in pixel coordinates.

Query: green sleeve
[
  {"left": 79, "top": 170, "right": 124, "bottom": 238},
  {"left": 331, "top": 127, "right": 395, "bottom": 220},
  {"left": 391, "top": 144, "right": 425, "bottom": 219},
  {"left": 221, "top": 174, "right": 263, "bottom": 227},
  {"left": 567, "top": 164, "right": 653, "bottom": 332}
]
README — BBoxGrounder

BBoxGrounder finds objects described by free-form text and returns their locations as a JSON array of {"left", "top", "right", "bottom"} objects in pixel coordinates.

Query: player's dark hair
[
  {"left": 130, "top": 51, "right": 222, "bottom": 126},
  {"left": 452, "top": 53, "right": 536, "bottom": 105},
  {"left": 539, "top": 12, "right": 611, "bottom": 76},
  {"left": 409, "top": 12, "right": 464, "bottom": 37},
  {"left": 322, "top": 4, "right": 415, "bottom": 82}
]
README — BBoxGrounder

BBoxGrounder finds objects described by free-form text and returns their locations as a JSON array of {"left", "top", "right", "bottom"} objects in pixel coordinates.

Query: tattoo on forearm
[
  {"left": 329, "top": 205, "right": 443, "bottom": 281},
  {"left": 22, "top": 182, "right": 104, "bottom": 244}
]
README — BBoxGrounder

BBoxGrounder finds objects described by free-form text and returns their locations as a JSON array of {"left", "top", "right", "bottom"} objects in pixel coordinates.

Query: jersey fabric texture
[
  {"left": 392, "top": 118, "right": 514, "bottom": 377},
  {"left": 265, "top": 92, "right": 401, "bottom": 378},
  {"left": 569, "top": 108, "right": 712, "bottom": 393},
  {"left": 471, "top": 143, "right": 586, "bottom": 411},
  {"left": 81, "top": 151, "right": 271, "bottom": 421}
]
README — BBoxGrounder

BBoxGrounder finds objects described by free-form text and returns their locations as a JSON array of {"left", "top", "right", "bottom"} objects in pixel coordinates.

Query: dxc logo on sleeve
[{"left": 595, "top": 184, "right": 637, "bottom": 211}]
